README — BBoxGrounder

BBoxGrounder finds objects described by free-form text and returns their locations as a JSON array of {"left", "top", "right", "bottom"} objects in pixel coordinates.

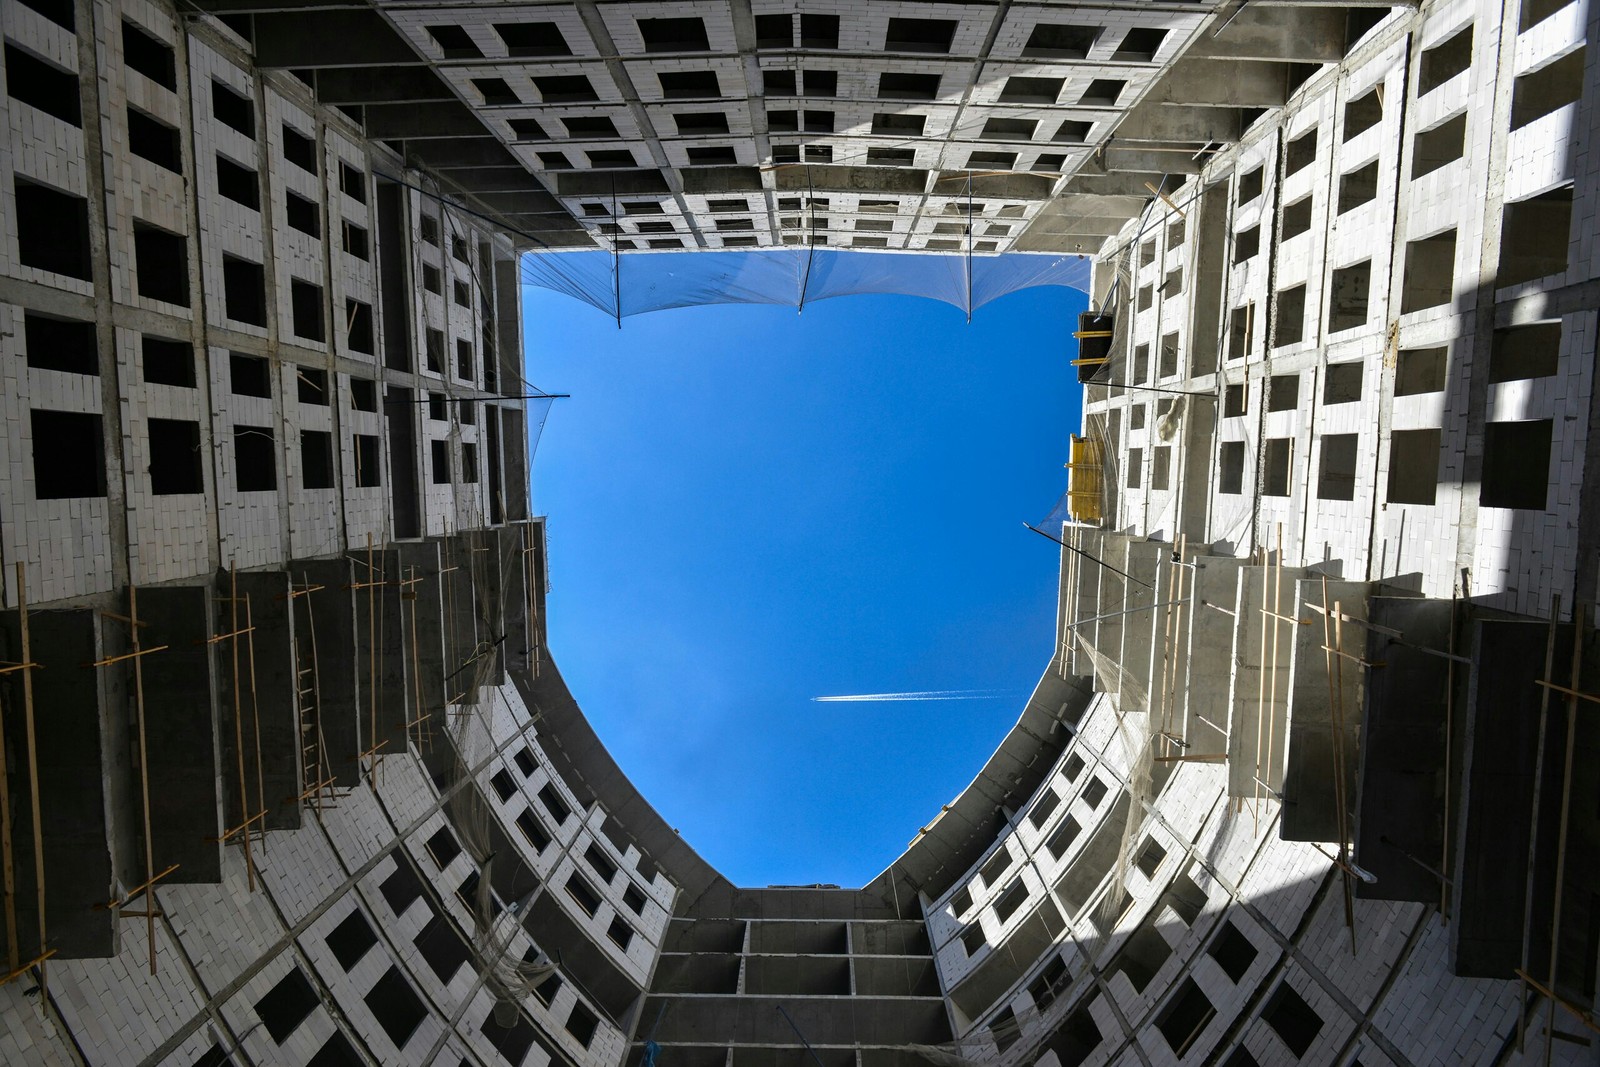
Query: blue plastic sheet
[{"left": 520, "top": 248, "right": 1091, "bottom": 319}]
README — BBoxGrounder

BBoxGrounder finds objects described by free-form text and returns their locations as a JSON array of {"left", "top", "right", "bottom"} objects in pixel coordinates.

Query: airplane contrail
[{"left": 811, "top": 689, "right": 1013, "bottom": 703}]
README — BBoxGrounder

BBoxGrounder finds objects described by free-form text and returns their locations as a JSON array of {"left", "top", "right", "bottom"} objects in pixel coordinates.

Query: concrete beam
[
  {"left": 405, "top": 138, "right": 525, "bottom": 171},
  {"left": 1112, "top": 105, "right": 1244, "bottom": 145},
  {"left": 471, "top": 190, "right": 568, "bottom": 216},
  {"left": 311, "top": 67, "right": 456, "bottom": 105},
  {"left": 1189, "top": 4, "right": 1348, "bottom": 63},
  {"left": 1152, "top": 59, "right": 1292, "bottom": 108},
  {"left": 1094, "top": 147, "right": 1206, "bottom": 175},
  {"left": 363, "top": 102, "right": 490, "bottom": 140},
  {"left": 1063, "top": 172, "right": 1171, "bottom": 198},
  {"left": 250, "top": 10, "right": 425, "bottom": 68}
]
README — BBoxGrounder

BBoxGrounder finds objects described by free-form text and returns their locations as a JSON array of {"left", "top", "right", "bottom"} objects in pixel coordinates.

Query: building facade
[{"left": 1, "top": 0, "right": 1597, "bottom": 1066}]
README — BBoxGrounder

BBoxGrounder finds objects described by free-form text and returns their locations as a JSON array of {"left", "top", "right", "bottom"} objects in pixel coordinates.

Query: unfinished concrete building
[{"left": 1, "top": 0, "right": 1598, "bottom": 1065}]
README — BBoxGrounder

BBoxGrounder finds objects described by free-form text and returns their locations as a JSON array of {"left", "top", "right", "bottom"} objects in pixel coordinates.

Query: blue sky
[{"left": 522, "top": 276, "right": 1085, "bottom": 888}]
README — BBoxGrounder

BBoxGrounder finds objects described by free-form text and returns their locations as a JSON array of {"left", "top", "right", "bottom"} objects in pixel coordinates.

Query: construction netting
[{"left": 520, "top": 248, "right": 1091, "bottom": 320}]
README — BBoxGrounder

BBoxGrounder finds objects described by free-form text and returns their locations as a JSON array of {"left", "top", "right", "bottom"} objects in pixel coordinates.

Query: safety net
[{"left": 520, "top": 247, "right": 1092, "bottom": 320}]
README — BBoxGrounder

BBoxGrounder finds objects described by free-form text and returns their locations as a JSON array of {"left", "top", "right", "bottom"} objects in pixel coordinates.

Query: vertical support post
[
  {"left": 128, "top": 586, "right": 160, "bottom": 973},
  {"left": 965, "top": 171, "right": 974, "bottom": 324},
  {"left": 0, "top": 688, "right": 14, "bottom": 972},
  {"left": 229, "top": 565, "right": 255, "bottom": 893},
  {"left": 1519, "top": 593, "right": 1562, "bottom": 1054},
  {"left": 17, "top": 563, "right": 46, "bottom": 990},
  {"left": 245, "top": 593, "right": 265, "bottom": 843},
  {"left": 1543, "top": 602, "right": 1586, "bottom": 1067},
  {"left": 367, "top": 532, "right": 377, "bottom": 778}
]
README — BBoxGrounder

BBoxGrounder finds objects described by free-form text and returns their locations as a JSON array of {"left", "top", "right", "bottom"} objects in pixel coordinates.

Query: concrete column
[
  {"left": 144, "top": 585, "right": 223, "bottom": 884},
  {"left": 0, "top": 609, "right": 116, "bottom": 957},
  {"left": 1182, "top": 555, "right": 1246, "bottom": 759},
  {"left": 215, "top": 570, "right": 302, "bottom": 832},
  {"left": 1280, "top": 578, "right": 1368, "bottom": 842},
  {"left": 289, "top": 557, "right": 361, "bottom": 786}
]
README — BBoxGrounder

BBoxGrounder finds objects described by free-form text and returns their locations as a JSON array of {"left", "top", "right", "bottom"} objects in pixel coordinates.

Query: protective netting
[{"left": 519, "top": 248, "right": 1091, "bottom": 320}]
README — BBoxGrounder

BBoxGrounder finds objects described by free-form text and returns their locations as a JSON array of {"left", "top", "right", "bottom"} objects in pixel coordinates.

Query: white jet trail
[{"left": 811, "top": 689, "right": 1012, "bottom": 703}]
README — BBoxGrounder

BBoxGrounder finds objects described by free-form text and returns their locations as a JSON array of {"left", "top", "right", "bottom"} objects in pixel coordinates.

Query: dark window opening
[
  {"left": 1127, "top": 447, "right": 1143, "bottom": 489},
  {"left": 1027, "top": 787, "right": 1061, "bottom": 829},
  {"left": 803, "top": 69, "right": 836, "bottom": 96},
  {"left": 211, "top": 79, "right": 255, "bottom": 137},
  {"left": 1079, "top": 79, "right": 1124, "bottom": 106},
  {"left": 300, "top": 430, "right": 334, "bottom": 490},
  {"left": 1000, "top": 76, "right": 1063, "bottom": 104},
  {"left": 15, "top": 180, "right": 91, "bottom": 279},
  {"left": 453, "top": 279, "right": 470, "bottom": 307},
  {"left": 981, "top": 117, "right": 1036, "bottom": 141},
  {"left": 800, "top": 14, "right": 839, "bottom": 49},
  {"left": 290, "top": 279, "right": 325, "bottom": 342},
  {"left": 607, "top": 915, "right": 633, "bottom": 951},
  {"left": 879, "top": 72, "right": 941, "bottom": 101},
  {"left": 565, "top": 873, "right": 601, "bottom": 916},
  {"left": 1156, "top": 978, "right": 1216, "bottom": 1057},
  {"left": 1220, "top": 441, "right": 1246, "bottom": 494},
  {"left": 326, "top": 908, "right": 378, "bottom": 971},
  {"left": 567, "top": 1001, "right": 599, "bottom": 1047},
  {"left": 1209, "top": 920, "right": 1258, "bottom": 981},
  {"left": 755, "top": 14, "right": 791, "bottom": 48},
  {"left": 339, "top": 162, "right": 365, "bottom": 203},
  {"left": 1263, "top": 983, "right": 1323, "bottom": 1057},
  {"left": 215, "top": 154, "right": 259, "bottom": 210},
  {"left": 1224, "top": 384, "right": 1246, "bottom": 418},
  {"left": 1135, "top": 839, "right": 1167, "bottom": 878},
  {"left": 1481, "top": 420, "right": 1552, "bottom": 510},
  {"left": 229, "top": 353, "right": 271, "bottom": 397},
  {"left": 993, "top": 880, "right": 1029, "bottom": 923},
  {"left": 951, "top": 887, "right": 973, "bottom": 915},
  {"left": 688, "top": 146, "right": 738, "bottom": 166},
  {"left": 422, "top": 265, "right": 441, "bottom": 294},
  {"left": 623, "top": 883, "right": 647, "bottom": 914},
  {"left": 1490, "top": 321, "right": 1561, "bottom": 382},
  {"left": 142, "top": 336, "right": 194, "bottom": 387},
  {"left": 534, "top": 74, "right": 595, "bottom": 103},
  {"left": 134, "top": 222, "right": 189, "bottom": 305},
  {"left": 426, "top": 24, "right": 482, "bottom": 59},
  {"left": 1275, "top": 285, "right": 1306, "bottom": 346},
  {"left": 354, "top": 434, "right": 381, "bottom": 488},
  {"left": 1024, "top": 23, "right": 1100, "bottom": 59},
  {"left": 961, "top": 924, "right": 985, "bottom": 956},
  {"left": 1324, "top": 362, "right": 1363, "bottom": 404},
  {"left": 365, "top": 967, "right": 426, "bottom": 1049},
  {"left": 233, "top": 425, "right": 276, "bottom": 492},
  {"left": 1419, "top": 26, "right": 1474, "bottom": 94},
  {"left": 1499, "top": 187, "right": 1573, "bottom": 287},
  {"left": 430, "top": 439, "right": 450, "bottom": 484},
  {"left": 660, "top": 70, "right": 719, "bottom": 99},
  {"left": 872, "top": 112, "right": 925, "bottom": 137},
  {"left": 223, "top": 255, "right": 267, "bottom": 326},
  {"left": 1234, "top": 225, "right": 1260, "bottom": 263},
  {"left": 23, "top": 312, "right": 97, "bottom": 375},
  {"left": 1396, "top": 346, "right": 1447, "bottom": 395},
  {"left": 1510, "top": 46, "right": 1584, "bottom": 130},
  {"left": 1328, "top": 260, "right": 1371, "bottom": 333},
  {"left": 16, "top": 0, "right": 74, "bottom": 31},
  {"left": 1343, "top": 87, "right": 1382, "bottom": 140},
  {"left": 1318, "top": 433, "right": 1360, "bottom": 501},
  {"left": 380, "top": 859, "right": 424, "bottom": 915},
  {"left": 307, "top": 1033, "right": 360, "bottom": 1067},
  {"left": 1338, "top": 161, "right": 1378, "bottom": 213},
  {"left": 1064, "top": 755, "right": 1086, "bottom": 781},
  {"left": 425, "top": 329, "right": 444, "bottom": 373},
  {"left": 346, "top": 300, "right": 374, "bottom": 354},
  {"left": 147, "top": 418, "right": 202, "bottom": 495},
  {"left": 1053, "top": 120, "right": 1093, "bottom": 144},
  {"left": 472, "top": 77, "right": 518, "bottom": 106},
  {"left": 282, "top": 124, "right": 316, "bottom": 173},
  {"left": 1387, "top": 428, "right": 1441, "bottom": 505},
  {"left": 1263, "top": 437, "right": 1292, "bottom": 497},
  {"left": 1029, "top": 955, "right": 1070, "bottom": 1011},
  {"left": 342, "top": 221, "right": 369, "bottom": 260},
  {"left": 585, "top": 843, "right": 618, "bottom": 883},
  {"left": 565, "top": 115, "right": 620, "bottom": 139},
  {"left": 1283, "top": 196, "right": 1313, "bottom": 239},
  {"left": 638, "top": 16, "right": 710, "bottom": 52},
  {"left": 489, "top": 770, "right": 515, "bottom": 803},
  {"left": 1114, "top": 27, "right": 1168, "bottom": 62},
  {"left": 4, "top": 46, "right": 82, "bottom": 127},
  {"left": 764, "top": 70, "right": 796, "bottom": 95},
  {"left": 495, "top": 22, "right": 569, "bottom": 57},
  {"left": 1114, "top": 924, "right": 1171, "bottom": 992},
  {"left": 481, "top": 1010, "right": 537, "bottom": 1067},
  {"left": 1082, "top": 778, "right": 1109, "bottom": 808},
  {"left": 866, "top": 148, "right": 915, "bottom": 166},
  {"left": 414, "top": 912, "right": 471, "bottom": 982},
  {"left": 885, "top": 17, "right": 958, "bottom": 53},
  {"left": 515, "top": 809, "right": 550, "bottom": 853},
  {"left": 1413, "top": 112, "right": 1467, "bottom": 179},
  {"left": 538, "top": 783, "right": 571, "bottom": 823},
  {"left": 1238, "top": 166, "right": 1264, "bottom": 204},
  {"left": 676, "top": 111, "right": 729, "bottom": 135},
  {"left": 1285, "top": 130, "right": 1317, "bottom": 175},
  {"left": 1230, "top": 304, "right": 1254, "bottom": 359},
  {"left": 285, "top": 190, "right": 320, "bottom": 237},
  {"left": 127, "top": 108, "right": 182, "bottom": 172},
  {"left": 255, "top": 967, "right": 318, "bottom": 1044},
  {"left": 1401, "top": 229, "right": 1457, "bottom": 312},
  {"left": 296, "top": 367, "right": 328, "bottom": 406}
]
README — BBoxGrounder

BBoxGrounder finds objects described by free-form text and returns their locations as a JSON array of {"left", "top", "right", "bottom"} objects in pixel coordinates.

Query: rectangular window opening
[
  {"left": 1317, "top": 433, "right": 1360, "bottom": 501},
  {"left": 1387, "top": 428, "right": 1441, "bottom": 505},
  {"left": 1262, "top": 437, "right": 1292, "bottom": 497}
]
